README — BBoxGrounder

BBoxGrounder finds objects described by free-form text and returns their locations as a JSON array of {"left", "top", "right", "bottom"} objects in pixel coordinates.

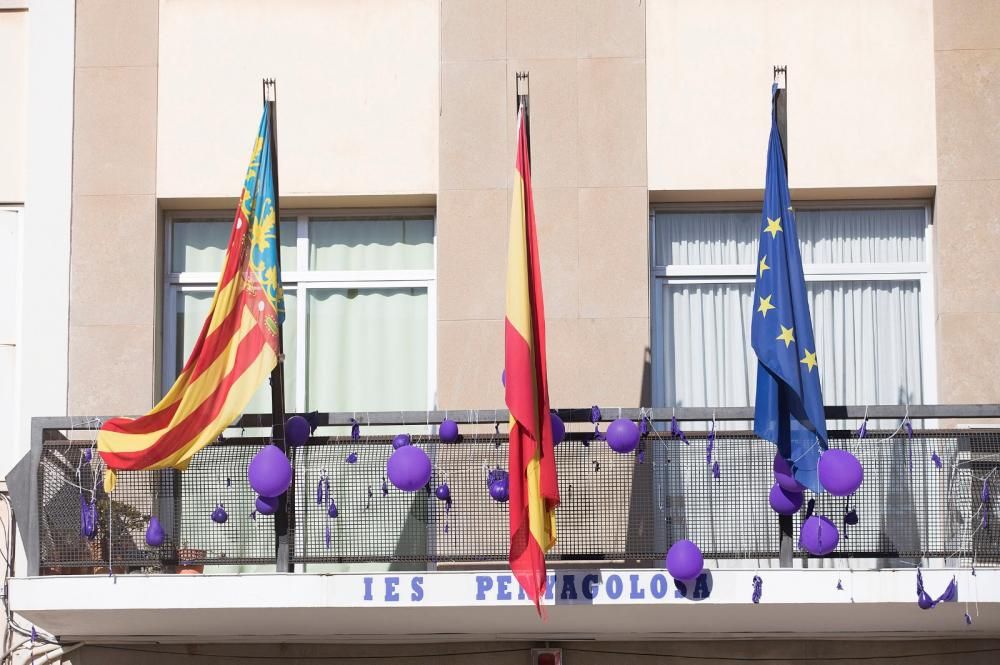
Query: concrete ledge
[{"left": 11, "top": 568, "right": 999, "bottom": 642}]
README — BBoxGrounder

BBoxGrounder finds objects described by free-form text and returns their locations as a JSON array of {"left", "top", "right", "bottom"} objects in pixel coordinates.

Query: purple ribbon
[
  {"left": 917, "top": 568, "right": 957, "bottom": 609},
  {"left": 752, "top": 576, "right": 762, "bottom": 604},
  {"left": 350, "top": 418, "right": 360, "bottom": 441},
  {"left": 670, "top": 416, "right": 688, "bottom": 445},
  {"left": 931, "top": 451, "right": 942, "bottom": 469}
]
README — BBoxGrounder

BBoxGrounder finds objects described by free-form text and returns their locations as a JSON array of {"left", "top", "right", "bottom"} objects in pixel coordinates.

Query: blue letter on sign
[{"left": 476, "top": 575, "right": 494, "bottom": 600}]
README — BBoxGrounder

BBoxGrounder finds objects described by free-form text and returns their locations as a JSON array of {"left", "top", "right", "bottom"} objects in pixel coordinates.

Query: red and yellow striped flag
[
  {"left": 97, "top": 105, "right": 284, "bottom": 492},
  {"left": 505, "top": 103, "right": 559, "bottom": 615}
]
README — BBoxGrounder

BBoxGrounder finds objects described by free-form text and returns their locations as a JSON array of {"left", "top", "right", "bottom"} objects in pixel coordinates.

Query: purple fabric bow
[
  {"left": 916, "top": 569, "right": 957, "bottom": 610},
  {"left": 752, "top": 576, "right": 762, "bottom": 604}
]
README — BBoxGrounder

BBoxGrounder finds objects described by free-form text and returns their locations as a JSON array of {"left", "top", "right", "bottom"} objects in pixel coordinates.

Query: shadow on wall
[{"left": 625, "top": 348, "right": 656, "bottom": 558}]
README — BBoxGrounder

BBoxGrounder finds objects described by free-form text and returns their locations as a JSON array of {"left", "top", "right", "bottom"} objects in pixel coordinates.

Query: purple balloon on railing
[
  {"left": 768, "top": 483, "right": 803, "bottom": 515},
  {"left": 666, "top": 539, "right": 704, "bottom": 581},
  {"left": 211, "top": 503, "right": 229, "bottom": 524},
  {"left": 392, "top": 433, "right": 412, "bottom": 449},
  {"left": 800, "top": 515, "right": 840, "bottom": 556},
  {"left": 248, "top": 445, "right": 293, "bottom": 498},
  {"left": 435, "top": 483, "right": 451, "bottom": 501},
  {"left": 550, "top": 412, "right": 566, "bottom": 445},
  {"left": 387, "top": 446, "right": 432, "bottom": 492},
  {"left": 440, "top": 419, "right": 460, "bottom": 443},
  {"left": 606, "top": 418, "right": 640, "bottom": 454},
  {"left": 255, "top": 495, "right": 279, "bottom": 516},
  {"left": 818, "top": 449, "right": 864, "bottom": 496},
  {"left": 773, "top": 454, "right": 806, "bottom": 492},
  {"left": 285, "top": 415, "right": 311, "bottom": 447}
]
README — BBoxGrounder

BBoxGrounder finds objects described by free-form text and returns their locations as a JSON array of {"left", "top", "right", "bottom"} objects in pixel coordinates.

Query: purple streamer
[
  {"left": 324, "top": 524, "right": 332, "bottom": 548},
  {"left": 712, "top": 461, "right": 720, "bottom": 479},
  {"left": 670, "top": 416, "right": 689, "bottom": 445},
  {"left": 351, "top": 418, "right": 360, "bottom": 441},
  {"left": 316, "top": 479, "right": 325, "bottom": 505},
  {"left": 637, "top": 446, "right": 645, "bottom": 465},
  {"left": 965, "top": 612, "right": 973, "bottom": 625},
  {"left": 931, "top": 452, "right": 942, "bottom": 469},
  {"left": 590, "top": 405, "right": 602, "bottom": 423},
  {"left": 83, "top": 448, "right": 92, "bottom": 464},
  {"left": 856, "top": 418, "right": 868, "bottom": 440},
  {"left": 752, "top": 576, "right": 762, "bottom": 604},
  {"left": 382, "top": 479, "right": 389, "bottom": 496},
  {"left": 836, "top": 579, "right": 843, "bottom": 591},
  {"left": 917, "top": 569, "right": 957, "bottom": 609},
  {"left": 639, "top": 416, "right": 649, "bottom": 435}
]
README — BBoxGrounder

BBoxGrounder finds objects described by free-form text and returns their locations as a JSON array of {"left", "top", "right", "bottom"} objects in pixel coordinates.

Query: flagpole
[
  {"left": 516, "top": 71, "right": 530, "bottom": 154},
  {"left": 264, "top": 78, "right": 292, "bottom": 573},
  {"left": 773, "top": 65, "right": 794, "bottom": 569}
]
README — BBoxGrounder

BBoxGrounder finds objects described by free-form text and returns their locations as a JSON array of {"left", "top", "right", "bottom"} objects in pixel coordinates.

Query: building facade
[{"left": 3, "top": 1, "right": 1000, "bottom": 663}]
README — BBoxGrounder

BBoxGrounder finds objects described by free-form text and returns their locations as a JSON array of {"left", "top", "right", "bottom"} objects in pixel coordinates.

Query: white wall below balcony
[{"left": 11, "top": 568, "right": 997, "bottom": 643}]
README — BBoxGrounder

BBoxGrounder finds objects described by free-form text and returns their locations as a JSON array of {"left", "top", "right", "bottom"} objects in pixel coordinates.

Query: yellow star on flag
[
  {"left": 776, "top": 324, "right": 795, "bottom": 347},
  {"left": 757, "top": 295, "right": 775, "bottom": 318},
  {"left": 764, "top": 217, "right": 783, "bottom": 238},
  {"left": 758, "top": 255, "right": 770, "bottom": 278},
  {"left": 800, "top": 348, "right": 818, "bottom": 372}
]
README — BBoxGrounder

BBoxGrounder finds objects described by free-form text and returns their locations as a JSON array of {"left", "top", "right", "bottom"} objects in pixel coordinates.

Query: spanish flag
[
  {"left": 505, "top": 102, "right": 559, "bottom": 615},
  {"left": 97, "top": 104, "right": 284, "bottom": 491}
]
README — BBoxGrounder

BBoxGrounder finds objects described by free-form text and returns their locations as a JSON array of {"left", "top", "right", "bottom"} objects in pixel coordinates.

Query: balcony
[{"left": 8, "top": 406, "right": 1000, "bottom": 642}]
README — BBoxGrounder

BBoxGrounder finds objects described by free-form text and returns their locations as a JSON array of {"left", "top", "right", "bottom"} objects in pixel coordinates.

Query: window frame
[
  {"left": 162, "top": 208, "right": 438, "bottom": 414},
  {"left": 649, "top": 199, "right": 937, "bottom": 410}
]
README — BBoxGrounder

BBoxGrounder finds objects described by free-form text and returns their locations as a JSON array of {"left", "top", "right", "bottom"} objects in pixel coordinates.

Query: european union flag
[{"left": 752, "top": 85, "right": 828, "bottom": 494}]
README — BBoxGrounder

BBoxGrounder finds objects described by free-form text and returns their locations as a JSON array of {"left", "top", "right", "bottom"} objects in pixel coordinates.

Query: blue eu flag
[{"left": 752, "top": 85, "right": 828, "bottom": 493}]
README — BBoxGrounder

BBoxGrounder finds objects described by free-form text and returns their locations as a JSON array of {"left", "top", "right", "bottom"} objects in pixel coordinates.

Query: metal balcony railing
[{"left": 17, "top": 406, "right": 1000, "bottom": 575}]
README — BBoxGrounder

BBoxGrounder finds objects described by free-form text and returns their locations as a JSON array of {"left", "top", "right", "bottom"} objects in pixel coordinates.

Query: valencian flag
[
  {"left": 505, "top": 101, "right": 559, "bottom": 614},
  {"left": 98, "top": 104, "right": 284, "bottom": 491},
  {"left": 751, "top": 85, "right": 828, "bottom": 493}
]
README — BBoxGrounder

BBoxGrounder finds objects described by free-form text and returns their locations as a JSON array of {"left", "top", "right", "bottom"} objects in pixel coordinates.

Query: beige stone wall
[
  {"left": 67, "top": 0, "right": 159, "bottom": 416},
  {"left": 437, "top": 0, "right": 650, "bottom": 411},
  {"left": 0, "top": 8, "right": 26, "bottom": 203},
  {"left": 53, "top": 639, "right": 1000, "bottom": 664},
  {"left": 156, "top": 0, "right": 439, "bottom": 201},
  {"left": 933, "top": 0, "right": 1000, "bottom": 405},
  {"left": 647, "top": 0, "right": 938, "bottom": 195}
]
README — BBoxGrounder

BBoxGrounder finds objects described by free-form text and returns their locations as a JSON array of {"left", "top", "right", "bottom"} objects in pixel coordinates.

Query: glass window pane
[
  {"left": 309, "top": 218, "right": 434, "bottom": 271},
  {"left": 174, "top": 288, "right": 297, "bottom": 413},
  {"left": 306, "top": 287, "right": 428, "bottom": 412},
  {"left": 171, "top": 218, "right": 296, "bottom": 273},
  {"left": 653, "top": 208, "right": 925, "bottom": 267}
]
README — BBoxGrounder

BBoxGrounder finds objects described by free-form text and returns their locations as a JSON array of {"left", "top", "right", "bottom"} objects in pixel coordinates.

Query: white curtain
[
  {"left": 655, "top": 208, "right": 925, "bottom": 267},
  {"left": 309, "top": 218, "right": 434, "bottom": 271},
  {"left": 171, "top": 218, "right": 296, "bottom": 273},
  {"left": 662, "top": 279, "right": 923, "bottom": 412},
  {"left": 306, "top": 287, "right": 428, "bottom": 412},
  {"left": 655, "top": 207, "right": 926, "bottom": 413}
]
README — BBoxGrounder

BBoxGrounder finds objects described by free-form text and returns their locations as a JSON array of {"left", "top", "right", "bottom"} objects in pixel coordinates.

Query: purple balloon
[
  {"left": 489, "top": 477, "right": 509, "bottom": 503},
  {"left": 285, "top": 415, "right": 311, "bottom": 447},
  {"left": 328, "top": 499, "right": 338, "bottom": 518},
  {"left": 773, "top": 454, "right": 806, "bottom": 492},
  {"left": 800, "top": 515, "right": 840, "bottom": 555},
  {"left": 768, "top": 483, "right": 804, "bottom": 515},
  {"left": 550, "top": 412, "right": 566, "bottom": 445},
  {"left": 248, "top": 445, "right": 293, "bottom": 498},
  {"left": 818, "top": 449, "right": 864, "bottom": 496},
  {"left": 392, "top": 433, "right": 412, "bottom": 449},
  {"left": 145, "top": 516, "right": 166, "bottom": 547},
  {"left": 666, "top": 539, "right": 704, "bottom": 580},
  {"left": 387, "top": 445, "right": 432, "bottom": 492},
  {"left": 255, "top": 495, "right": 280, "bottom": 516},
  {"left": 211, "top": 503, "right": 228, "bottom": 524},
  {"left": 606, "top": 418, "right": 640, "bottom": 454},
  {"left": 440, "top": 419, "right": 460, "bottom": 443},
  {"left": 435, "top": 483, "right": 451, "bottom": 501}
]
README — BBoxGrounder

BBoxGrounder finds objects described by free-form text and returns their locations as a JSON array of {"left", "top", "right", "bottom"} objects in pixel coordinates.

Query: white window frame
[
  {"left": 162, "top": 208, "right": 438, "bottom": 413},
  {"left": 649, "top": 199, "right": 937, "bottom": 409}
]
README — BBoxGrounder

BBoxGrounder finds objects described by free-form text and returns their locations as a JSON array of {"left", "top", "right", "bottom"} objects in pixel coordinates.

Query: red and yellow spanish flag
[
  {"left": 505, "top": 102, "right": 560, "bottom": 615},
  {"left": 97, "top": 105, "right": 284, "bottom": 492}
]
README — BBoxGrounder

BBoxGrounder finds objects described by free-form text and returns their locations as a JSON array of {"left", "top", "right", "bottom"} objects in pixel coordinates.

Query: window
[
  {"left": 651, "top": 203, "right": 936, "bottom": 414},
  {"left": 164, "top": 211, "right": 436, "bottom": 415}
]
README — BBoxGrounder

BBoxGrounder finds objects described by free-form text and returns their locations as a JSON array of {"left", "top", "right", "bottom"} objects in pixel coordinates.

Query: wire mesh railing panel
[
  {"left": 35, "top": 427, "right": 1000, "bottom": 571},
  {"left": 38, "top": 440, "right": 165, "bottom": 572},
  {"left": 176, "top": 437, "right": 277, "bottom": 565}
]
